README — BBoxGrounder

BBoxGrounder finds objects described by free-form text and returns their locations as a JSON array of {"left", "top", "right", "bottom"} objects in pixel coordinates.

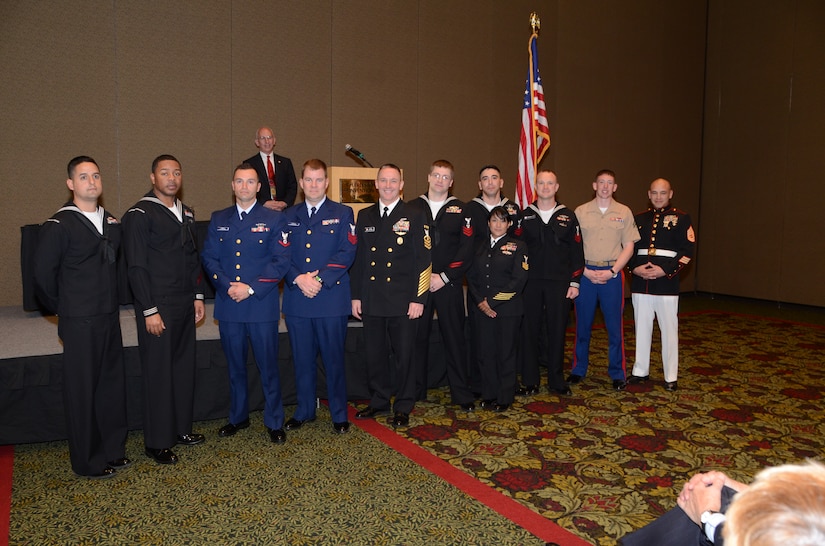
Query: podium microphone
[{"left": 345, "top": 144, "right": 374, "bottom": 167}]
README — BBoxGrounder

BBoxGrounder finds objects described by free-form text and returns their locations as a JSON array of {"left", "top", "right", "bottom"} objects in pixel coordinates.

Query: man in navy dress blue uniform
[
  {"left": 202, "top": 163, "right": 291, "bottom": 444},
  {"left": 351, "top": 163, "right": 431, "bottom": 428},
  {"left": 282, "top": 159, "right": 357, "bottom": 434}
]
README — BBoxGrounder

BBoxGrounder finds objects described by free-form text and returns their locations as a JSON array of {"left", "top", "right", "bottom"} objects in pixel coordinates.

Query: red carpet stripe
[
  {"left": 0, "top": 445, "right": 13, "bottom": 546},
  {"left": 348, "top": 406, "right": 589, "bottom": 546}
]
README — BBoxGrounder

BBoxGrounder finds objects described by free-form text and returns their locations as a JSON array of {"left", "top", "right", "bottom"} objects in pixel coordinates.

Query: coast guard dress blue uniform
[
  {"left": 201, "top": 202, "right": 291, "bottom": 432},
  {"left": 283, "top": 197, "right": 357, "bottom": 425}
]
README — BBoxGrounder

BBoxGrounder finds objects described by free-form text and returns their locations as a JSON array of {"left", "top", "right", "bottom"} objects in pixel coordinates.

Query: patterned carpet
[
  {"left": 6, "top": 310, "right": 825, "bottom": 545},
  {"left": 390, "top": 311, "right": 825, "bottom": 544}
]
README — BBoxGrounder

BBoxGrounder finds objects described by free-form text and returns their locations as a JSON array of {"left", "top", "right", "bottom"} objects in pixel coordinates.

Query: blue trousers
[
  {"left": 218, "top": 320, "right": 284, "bottom": 430},
  {"left": 571, "top": 267, "right": 627, "bottom": 381},
  {"left": 285, "top": 315, "right": 349, "bottom": 424}
]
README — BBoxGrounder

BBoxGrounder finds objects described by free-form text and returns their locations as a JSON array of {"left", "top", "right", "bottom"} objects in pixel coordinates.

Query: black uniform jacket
[
  {"left": 34, "top": 204, "right": 120, "bottom": 317},
  {"left": 122, "top": 192, "right": 204, "bottom": 317},
  {"left": 468, "top": 234, "right": 528, "bottom": 317},
  {"left": 351, "top": 200, "right": 431, "bottom": 316},
  {"left": 520, "top": 203, "right": 585, "bottom": 287},
  {"left": 410, "top": 195, "right": 475, "bottom": 284},
  {"left": 628, "top": 205, "right": 695, "bottom": 295}
]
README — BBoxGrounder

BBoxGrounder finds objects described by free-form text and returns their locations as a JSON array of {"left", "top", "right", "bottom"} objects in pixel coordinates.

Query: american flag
[{"left": 516, "top": 32, "right": 550, "bottom": 209}]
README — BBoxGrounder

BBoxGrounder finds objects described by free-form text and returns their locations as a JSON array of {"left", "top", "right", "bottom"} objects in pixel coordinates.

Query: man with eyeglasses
[
  {"left": 244, "top": 126, "right": 298, "bottom": 211},
  {"left": 409, "top": 160, "right": 475, "bottom": 411}
]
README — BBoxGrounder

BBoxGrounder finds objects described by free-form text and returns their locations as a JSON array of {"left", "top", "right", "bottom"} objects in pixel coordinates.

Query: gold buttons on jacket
[
  {"left": 306, "top": 257, "right": 311, "bottom": 263},
  {"left": 236, "top": 239, "right": 241, "bottom": 244},
  {"left": 235, "top": 264, "right": 241, "bottom": 269},
  {"left": 387, "top": 262, "right": 392, "bottom": 267},
  {"left": 235, "top": 251, "right": 241, "bottom": 257},
  {"left": 306, "top": 243, "right": 311, "bottom": 248},
  {"left": 307, "top": 229, "right": 312, "bottom": 235}
]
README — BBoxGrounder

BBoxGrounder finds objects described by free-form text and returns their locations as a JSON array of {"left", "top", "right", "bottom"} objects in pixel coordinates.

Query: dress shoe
[
  {"left": 389, "top": 412, "right": 409, "bottom": 428},
  {"left": 516, "top": 385, "right": 539, "bottom": 396},
  {"left": 355, "top": 406, "right": 389, "bottom": 419},
  {"left": 145, "top": 448, "right": 178, "bottom": 465},
  {"left": 284, "top": 416, "right": 316, "bottom": 431},
  {"left": 459, "top": 402, "right": 475, "bottom": 412},
  {"left": 83, "top": 467, "right": 117, "bottom": 479},
  {"left": 479, "top": 399, "right": 496, "bottom": 410},
  {"left": 613, "top": 379, "right": 627, "bottom": 391},
  {"left": 218, "top": 419, "right": 250, "bottom": 437},
  {"left": 549, "top": 386, "right": 572, "bottom": 396},
  {"left": 268, "top": 427, "right": 286, "bottom": 444},
  {"left": 176, "top": 433, "right": 205, "bottom": 446},
  {"left": 493, "top": 403, "right": 510, "bottom": 412},
  {"left": 627, "top": 375, "right": 650, "bottom": 385},
  {"left": 566, "top": 374, "right": 584, "bottom": 384},
  {"left": 665, "top": 381, "right": 678, "bottom": 391},
  {"left": 107, "top": 457, "right": 132, "bottom": 469},
  {"left": 332, "top": 421, "right": 350, "bottom": 434}
]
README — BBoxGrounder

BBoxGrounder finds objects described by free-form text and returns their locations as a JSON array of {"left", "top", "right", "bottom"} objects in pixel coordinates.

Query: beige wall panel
[
  {"left": 329, "top": 1, "right": 420, "bottom": 198},
  {"left": 553, "top": 2, "right": 706, "bottom": 214},
  {"left": 0, "top": 1, "right": 119, "bottom": 307},
  {"left": 778, "top": 0, "right": 825, "bottom": 305},
  {"left": 114, "top": 2, "right": 233, "bottom": 217},
  {"left": 230, "top": 0, "right": 333, "bottom": 190},
  {"left": 699, "top": 2, "right": 800, "bottom": 301}
]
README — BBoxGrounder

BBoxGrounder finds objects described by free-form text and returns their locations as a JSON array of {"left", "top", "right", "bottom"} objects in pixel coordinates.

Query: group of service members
[{"left": 33, "top": 127, "right": 694, "bottom": 479}]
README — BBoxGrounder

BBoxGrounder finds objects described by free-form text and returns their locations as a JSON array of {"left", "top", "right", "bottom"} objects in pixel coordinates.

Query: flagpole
[{"left": 529, "top": 13, "right": 541, "bottom": 191}]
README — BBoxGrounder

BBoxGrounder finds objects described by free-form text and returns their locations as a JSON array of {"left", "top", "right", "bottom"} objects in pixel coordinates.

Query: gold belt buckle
[{"left": 648, "top": 248, "right": 657, "bottom": 256}]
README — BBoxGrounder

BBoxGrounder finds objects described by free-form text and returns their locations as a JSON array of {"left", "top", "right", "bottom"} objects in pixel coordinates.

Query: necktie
[
  {"left": 310, "top": 206, "right": 316, "bottom": 218},
  {"left": 241, "top": 211, "right": 247, "bottom": 221},
  {"left": 266, "top": 155, "right": 276, "bottom": 199},
  {"left": 382, "top": 206, "right": 389, "bottom": 218}
]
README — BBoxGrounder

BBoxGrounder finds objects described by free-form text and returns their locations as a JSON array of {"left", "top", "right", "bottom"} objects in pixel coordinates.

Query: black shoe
[
  {"left": 627, "top": 375, "right": 650, "bottom": 385},
  {"left": 145, "top": 448, "right": 178, "bottom": 465},
  {"left": 516, "top": 385, "right": 539, "bottom": 396},
  {"left": 389, "top": 412, "right": 409, "bottom": 428},
  {"left": 284, "top": 417, "right": 316, "bottom": 431},
  {"left": 83, "top": 467, "right": 117, "bottom": 479},
  {"left": 549, "top": 386, "right": 572, "bottom": 396},
  {"left": 176, "top": 433, "right": 205, "bottom": 446},
  {"left": 479, "top": 399, "right": 496, "bottom": 410},
  {"left": 107, "top": 457, "right": 132, "bottom": 469},
  {"left": 333, "top": 421, "right": 350, "bottom": 434},
  {"left": 459, "top": 402, "right": 475, "bottom": 412},
  {"left": 613, "top": 379, "right": 627, "bottom": 391},
  {"left": 268, "top": 428, "right": 286, "bottom": 444},
  {"left": 355, "top": 406, "right": 389, "bottom": 419},
  {"left": 493, "top": 403, "right": 510, "bottom": 412},
  {"left": 566, "top": 374, "right": 584, "bottom": 384},
  {"left": 665, "top": 381, "right": 678, "bottom": 391},
  {"left": 218, "top": 419, "right": 250, "bottom": 437}
]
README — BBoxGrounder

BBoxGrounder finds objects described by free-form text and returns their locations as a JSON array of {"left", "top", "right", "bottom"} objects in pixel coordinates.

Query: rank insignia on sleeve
[
  {"left": 522, "top": 255, "right": 529, "bottom": 271},
  {"left": 463, "top": 217, "right": 473, "bottom": 237},
  {"left": 687, "top": 226, "right": 696, "bottom": 242},
  {"left": 279, "top": 231, "right": 290, "bottom": 247},
  {"left": 423, "top": 226, "right": 432, "bottom": 250},
  {"left": 348, "top": 223, "right": 357, "bottom": 245}
]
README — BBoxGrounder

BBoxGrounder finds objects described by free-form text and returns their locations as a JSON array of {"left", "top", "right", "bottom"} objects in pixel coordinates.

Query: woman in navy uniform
[{"left": 467, "top": 206, "right": 528, "bottom": 412}]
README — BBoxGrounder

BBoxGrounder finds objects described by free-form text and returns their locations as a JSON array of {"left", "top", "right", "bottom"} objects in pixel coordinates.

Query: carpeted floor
[{"left": 5, "top": 295, "right": 825, "bottom": 545}]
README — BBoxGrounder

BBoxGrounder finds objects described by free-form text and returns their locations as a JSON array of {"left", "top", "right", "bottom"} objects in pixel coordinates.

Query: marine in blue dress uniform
[
  {"left": 201, "top": 163, "right": 291, "bottom": 444},
  {"left": 282, "top": 159, "right": 357, "bottom": 434}
]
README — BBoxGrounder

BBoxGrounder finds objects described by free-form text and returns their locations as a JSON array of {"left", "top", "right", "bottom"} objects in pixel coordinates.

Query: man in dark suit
[
  {"left": 282, "top": 159, "right": 357, "bottom": 434},
  {"left": 201, "top": 162, "right": 292, "bottom": 444},
  {"left": 34, "top": 156, "right": 129, "bottom": 479},
  {"left": 351, "top": 163, "right": 431, "bottom": 428},
  {"left": 244, "top": 126, "right": 298, "bottom": 211}
]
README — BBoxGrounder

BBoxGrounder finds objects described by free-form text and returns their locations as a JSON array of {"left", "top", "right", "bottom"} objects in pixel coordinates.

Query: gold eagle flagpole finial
[{"left": 530, "top": 12, "right": 540, "bottom": 34}]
